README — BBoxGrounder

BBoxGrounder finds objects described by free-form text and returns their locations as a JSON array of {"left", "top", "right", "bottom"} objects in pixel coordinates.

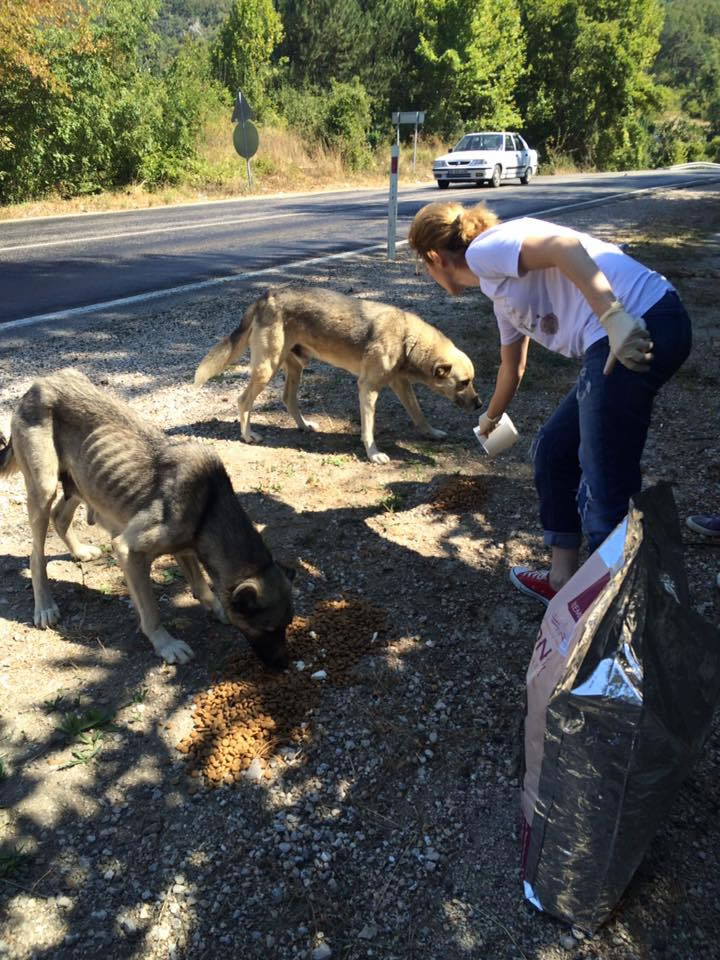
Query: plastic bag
[{"left": 521, "top": 483, "right": 720, "bottom": 932}]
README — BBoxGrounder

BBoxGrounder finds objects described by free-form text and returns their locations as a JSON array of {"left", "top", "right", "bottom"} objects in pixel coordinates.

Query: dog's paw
[
  {"left": 74, "top": 544, "right": 103, "bottom": 562},
  {"left": 368, "top": 450, "right": 390, "bottom": 465},
  {"left": 426, "top": 427, "right": 447, "bottom": 440},
  {"left": 242, "top": 430, "right": 262, "bottom": 444},
  {"left": 299, "top": 418, "right": 320, "bottom": 432},
  {"left": 149, "top": 628, "right": 194, "bottom": 664},
  {"left": 34, "top": 601, "right": 60, "bottom": 628}
]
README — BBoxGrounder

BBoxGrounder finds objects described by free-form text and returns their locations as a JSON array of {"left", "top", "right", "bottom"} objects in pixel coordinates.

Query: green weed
[{"left": 58, "top": 707, "right": 111, "bottom": 740}]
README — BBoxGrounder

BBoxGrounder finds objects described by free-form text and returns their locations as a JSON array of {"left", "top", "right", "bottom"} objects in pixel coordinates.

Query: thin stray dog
[
  {"left": 194, "top": 285, "right": 482, "bottom": 463},
  {"left": 0, "top": 369, "right": 294, "bottom": 667}
]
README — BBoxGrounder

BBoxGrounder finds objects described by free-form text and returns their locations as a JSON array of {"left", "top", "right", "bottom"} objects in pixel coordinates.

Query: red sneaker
[{"left": 509, "top": 566, "right": 557, "bottom": 607}]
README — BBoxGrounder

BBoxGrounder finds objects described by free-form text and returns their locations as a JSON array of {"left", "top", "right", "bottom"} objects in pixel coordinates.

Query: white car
[{"left": 433, "top": 131, "right": 538, "bottom": 189}]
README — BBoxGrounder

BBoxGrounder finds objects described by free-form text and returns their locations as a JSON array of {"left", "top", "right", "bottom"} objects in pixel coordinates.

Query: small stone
[
  {"left": 295, "top": 661, "right": 306, "bottom": 671},
  {"left": 311, "top": 670, "right": 327, "bottom": 681},
  {"left": 56, "top": 895, "right": 72, "bottom": 909},
  {"left": 571, "top": 927, "right": 586, "bottom": 940},
  {"left": 358, "top": 922, "right": 378, "bottom": 940},
  {"left": 120, "top": 918, "right": 138, "bottom": 937},
  {"left": 559, "top": 934, "right": 575, "bottom": 949},
  {"left": 244, "top": 757, "right": 263, "bottom": 782},
  {"left": 312, "top": 945, "right": 332, "bottom": 960}
]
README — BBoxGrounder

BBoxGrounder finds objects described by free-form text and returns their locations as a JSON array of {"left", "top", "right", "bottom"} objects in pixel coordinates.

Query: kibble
[
  {"left": 430, "top": 474, "right": 488, "bottom": 513},
  {"left": 176, "top": 597, "right": 387, "bottom": 786}
]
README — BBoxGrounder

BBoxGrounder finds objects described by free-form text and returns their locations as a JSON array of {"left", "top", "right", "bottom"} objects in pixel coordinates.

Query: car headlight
[
  {"left": 469, "top": 159, "right": 486, "bottom": 167},
  {"left": 433, "top": 161, "right": 446, "bottom": 169}
]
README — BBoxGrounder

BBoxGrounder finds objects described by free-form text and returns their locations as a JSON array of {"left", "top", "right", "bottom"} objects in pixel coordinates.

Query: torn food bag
[{"left": 521, "top": 483, "right": 720, "bottom": 933}]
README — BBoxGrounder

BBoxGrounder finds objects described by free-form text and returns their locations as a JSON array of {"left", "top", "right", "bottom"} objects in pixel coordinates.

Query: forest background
[{"left": 1, "top": 0, "right": 719, "bottom": 208}]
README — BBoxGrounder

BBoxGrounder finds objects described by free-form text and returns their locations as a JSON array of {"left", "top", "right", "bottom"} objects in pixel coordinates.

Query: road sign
[
  {"left": 233, "top": 120, "right": 259, "bottom": 160},
  {"left": 232, "top": 91, "right": 256, "bottom": 124},
  {"left": 392, "top": 111, "right": 425, "bottom": 125}
]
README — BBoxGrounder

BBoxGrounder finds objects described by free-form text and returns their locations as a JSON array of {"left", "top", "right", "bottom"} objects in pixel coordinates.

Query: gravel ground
[{"left": 0, "top": 184, "right": 719, "bottom": 960}]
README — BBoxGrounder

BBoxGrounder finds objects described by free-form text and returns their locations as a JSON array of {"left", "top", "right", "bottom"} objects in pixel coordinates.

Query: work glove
[
  {"left": 599, "top": 301, "right": 653, "bottom": 375},
  {"left": 477, "top": 410, "right": 502, "bottom": 437}
]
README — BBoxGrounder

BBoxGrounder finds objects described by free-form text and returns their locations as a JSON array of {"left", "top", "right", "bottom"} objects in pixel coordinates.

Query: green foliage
[
  {"left": 650, "top": 115, "right": 709, "bottom": 166},
  {"left": 653, "top": 0, "right": 720, "bottom": 121},
  {"left": 272, "top": 76, "right": 372, "bottom": 168},
  {"left": 323, "top": 78, "right": 372, "bottom": 168},
  {"left": 276, "top": 0, "right": 371, "bottom": 88},
  {"left": 517, "top": 0, "right": 666, "bottom": 169},
  {"left": 413, "top": 0, "right": 526, "bottom": 138},
  {"left": 212, "top": 0, "right": 283, "bottom": 116}
]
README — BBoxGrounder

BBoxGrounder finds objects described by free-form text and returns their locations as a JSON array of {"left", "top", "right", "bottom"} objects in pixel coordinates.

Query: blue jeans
[{"left": 532, "top": 290, "right": 692, "bottom": 553}]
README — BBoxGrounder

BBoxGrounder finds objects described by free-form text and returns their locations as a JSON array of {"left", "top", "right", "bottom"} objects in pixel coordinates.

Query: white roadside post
[
  {"left": 387, "top": 142, "right": 399, "bottom": 260},
  {"left": 387, "top": 110, "right": 425, "bottom": 260}
]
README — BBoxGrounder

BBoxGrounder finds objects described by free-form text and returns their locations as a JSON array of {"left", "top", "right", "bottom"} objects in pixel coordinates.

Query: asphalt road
[{"left": 1, "top": 170, "right": 717, "bottom": 327}]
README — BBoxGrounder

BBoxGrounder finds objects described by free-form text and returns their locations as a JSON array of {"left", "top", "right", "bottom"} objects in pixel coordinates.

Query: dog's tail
[
  {"left": 194, "top": 299, "right": 260, "bottom": 386},
  {"left": 0, "top": 431, "right": 17, "bottom": 478}
]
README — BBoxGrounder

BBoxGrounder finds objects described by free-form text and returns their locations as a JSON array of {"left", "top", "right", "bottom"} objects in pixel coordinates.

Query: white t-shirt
[{"left": 465, "top": 218, "right": 673, "bottom": 358}]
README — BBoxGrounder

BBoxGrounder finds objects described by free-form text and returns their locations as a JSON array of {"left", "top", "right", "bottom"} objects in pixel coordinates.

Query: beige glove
[
  {"left": 477, "top": 410, "right": 502, "bottom": 436},
  {"left": 599, "top": 301, "right": 653, "bottom": 374}
]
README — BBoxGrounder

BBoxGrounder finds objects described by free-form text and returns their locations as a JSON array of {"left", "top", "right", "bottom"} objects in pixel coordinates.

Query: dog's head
[
  {"left": 227, "top": 562, "right": 295, "bottom": 670},
  {"left": 429, "top": 349, "right": 482, "bottom": 410}
]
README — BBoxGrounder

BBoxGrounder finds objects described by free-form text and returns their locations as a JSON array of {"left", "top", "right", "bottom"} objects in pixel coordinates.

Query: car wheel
[
  {"left": 437, "top": 180, "right": 449, "bottom": 190},
  {"left": 490, "top": 165, "right": 502, "bottom": 188},
  {"left": 520, "top": 166, "right": 533, "bottom": 185}
]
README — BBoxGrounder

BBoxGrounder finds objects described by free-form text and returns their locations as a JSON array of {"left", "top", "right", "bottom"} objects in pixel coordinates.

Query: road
[{"left": 1, "top": 170, "right": 717, "bottom": 328}]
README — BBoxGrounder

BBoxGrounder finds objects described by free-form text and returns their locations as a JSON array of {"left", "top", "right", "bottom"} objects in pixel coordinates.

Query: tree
[
  {"left": 517, "top": 0, "right": 665, "bottom": 168},
  {"left": 275, "top": 0, "right": 371, "bottom": 89},
  {"left": 412, "top": 0, "right": 527, "bottom": 139},
  {"left": 212, "top": 0, "right": 283, "bottom": 115}
]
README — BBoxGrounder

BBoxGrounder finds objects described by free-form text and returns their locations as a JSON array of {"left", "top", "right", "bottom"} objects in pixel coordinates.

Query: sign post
[
  {"left": 387, "top": 110, "right": 426, "bottom": 259},
  {"left": 232, "top": 91, "right": 259, "bottom": 188},
  {"left": 387, "top": 143, "right": 399, "bottom": 260}
]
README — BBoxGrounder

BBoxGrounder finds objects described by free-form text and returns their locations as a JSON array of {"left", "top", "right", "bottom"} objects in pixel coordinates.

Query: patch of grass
[
  {"left": 58, "top": 707, "right": 112, "bottom": 740},
  {"left": 60, "top": 730, "right": 107, "bottom": 769},
  {"left": 0, "top": 846, "right": 31, "bottom": 879},
  {"left": 160, "top": 565, "right": 181, "bottom": 584},
  {"left": 379, "top": 491, "right": 407, "bottom": 514}
]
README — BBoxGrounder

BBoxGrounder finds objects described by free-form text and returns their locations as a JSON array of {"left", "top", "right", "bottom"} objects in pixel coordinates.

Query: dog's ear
[
  {"left": 231, "top": 583, "right": 259, "bottom": 613},
  {"left": 432, "top": 362, "right": 452, "bottom": 380},
  {"left": 278, "top": 562, "right": 296, "bottom": 582}
]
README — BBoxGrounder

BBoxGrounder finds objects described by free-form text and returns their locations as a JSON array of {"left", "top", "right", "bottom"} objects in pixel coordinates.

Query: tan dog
[
  {"left": 0, "top": 370, "right": 294, "bottom": 667},
  {"left": 195, "top": 285, "right": 482, "bottom": 463}
]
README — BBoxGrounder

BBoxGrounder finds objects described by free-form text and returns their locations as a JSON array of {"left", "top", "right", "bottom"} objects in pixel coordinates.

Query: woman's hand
[
  {"left": 477, "top": 410, "right": 501, "bottom": 436},
  {"left": 599, "top": 301, "right": 654, "bottom": 374}
]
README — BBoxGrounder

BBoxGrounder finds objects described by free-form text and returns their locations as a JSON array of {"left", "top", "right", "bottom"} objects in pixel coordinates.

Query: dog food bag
[{"left": 521, "top": 483, "right": 720, "bottom": 933}]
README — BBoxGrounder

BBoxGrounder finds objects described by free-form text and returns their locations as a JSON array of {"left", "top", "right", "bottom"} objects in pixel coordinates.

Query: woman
[{"left": 408, "top": 201, "right": 692, "bottom": 606}]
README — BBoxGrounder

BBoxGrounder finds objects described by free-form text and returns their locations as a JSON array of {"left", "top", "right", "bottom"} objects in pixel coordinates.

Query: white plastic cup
[{"left": 473, "top": 412, "right": 519, "bottom": 456}]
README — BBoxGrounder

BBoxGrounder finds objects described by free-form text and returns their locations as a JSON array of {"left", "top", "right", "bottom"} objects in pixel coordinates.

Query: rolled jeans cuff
[{"left": 543, "top": 530, "right": 582, "bottom": 549}]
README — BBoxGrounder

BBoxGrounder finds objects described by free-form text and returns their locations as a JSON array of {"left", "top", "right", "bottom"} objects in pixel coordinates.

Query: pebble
[
  {"left": 311, "top": 670, "right": 328, "bottom": 680},
  {"left": 244, "top": 757, "right": 263, "bottom": 782},
  {"left": 358, "top": 922, "right": 378, "bottom": 940},
  {"left": 312, "top": 945, "right": 332, "bottom": 960},
  {"left": 559, "top": 934, "right": 576, "bottom": 949}
]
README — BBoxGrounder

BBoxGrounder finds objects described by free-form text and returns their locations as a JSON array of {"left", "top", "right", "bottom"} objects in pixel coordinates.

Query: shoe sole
[
  {"left": 508, "top": 568, "right": 553, "bottom": 607},
  {"left": 686, "top": 517, "right": 720, "bottom": 538}
]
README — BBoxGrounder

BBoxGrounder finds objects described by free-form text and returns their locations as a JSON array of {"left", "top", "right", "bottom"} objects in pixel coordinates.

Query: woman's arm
[
  {"left": 518, "top": 233, "right": 653, "bottom": 373},
  {"left": 518, "top": 234, "right": 616, "bottom": 317},
  {"left": 485, "top": 337, "right": 530, "bottom": 421}
]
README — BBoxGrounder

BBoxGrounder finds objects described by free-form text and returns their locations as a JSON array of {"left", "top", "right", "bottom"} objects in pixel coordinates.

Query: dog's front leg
[
  {"left": 27, "top": 488, "right": 60, "bottom": 628},
  {"left": 113, "top": 535, "right": 194, "bottom": 664},
  {"left": 358, "top": 381, "right": 389, "bottom": 464},
  {"left": 390, "top": 380, "right": 447, "bottom": 439},
  {"left": 174, "top": 553, "right": 227, "bottom": 623}
]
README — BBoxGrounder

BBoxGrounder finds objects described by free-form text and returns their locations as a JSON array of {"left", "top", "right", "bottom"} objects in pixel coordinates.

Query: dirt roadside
[{"left": 0, "top": 184, "right": 719, "bottom": 960}]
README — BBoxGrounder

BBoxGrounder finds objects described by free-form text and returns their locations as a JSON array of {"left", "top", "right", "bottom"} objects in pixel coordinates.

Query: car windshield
[{"left": 454, "top": 134, "right": 504, "bottom": 151}]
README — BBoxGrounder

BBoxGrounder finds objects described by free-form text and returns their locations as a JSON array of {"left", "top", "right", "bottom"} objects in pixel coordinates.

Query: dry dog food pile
[
  {"left": 430, "top": 474, "right": 488, "bottom": 513},
  {"left": 176, "top": 597, "right": 387, "bottom": 786}
]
